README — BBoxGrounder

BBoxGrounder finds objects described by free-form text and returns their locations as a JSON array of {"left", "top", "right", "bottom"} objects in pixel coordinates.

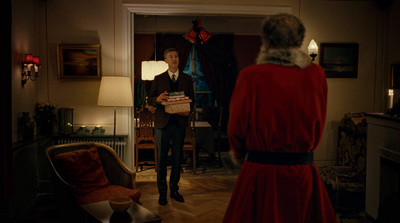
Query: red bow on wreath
[{"left": 183, "top": 17, "right": 212, "bottom": 44}]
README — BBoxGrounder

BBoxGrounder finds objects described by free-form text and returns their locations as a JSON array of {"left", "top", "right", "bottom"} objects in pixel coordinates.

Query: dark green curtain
[{"left": 195, "top": 34, "right": 238, "bottom": 132}]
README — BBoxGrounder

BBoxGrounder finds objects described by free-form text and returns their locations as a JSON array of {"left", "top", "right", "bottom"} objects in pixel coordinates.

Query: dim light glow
[{"left": 141, "top": 61, "right": 168, "bottom": 81}]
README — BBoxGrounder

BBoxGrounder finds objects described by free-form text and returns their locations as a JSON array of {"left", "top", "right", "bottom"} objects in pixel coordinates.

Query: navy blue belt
[{"left": 245, "top": 150, "right": 314, "bottom": 165}]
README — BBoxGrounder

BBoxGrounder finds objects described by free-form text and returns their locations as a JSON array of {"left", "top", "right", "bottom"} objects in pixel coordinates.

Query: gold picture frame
[{"left": 57, "top": 44, "right": 101, "bottom": 81}]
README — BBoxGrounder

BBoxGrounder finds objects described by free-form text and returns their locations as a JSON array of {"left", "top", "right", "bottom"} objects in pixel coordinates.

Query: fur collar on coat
[{"left": 256, "top": 47, "right": 311, "bottom": 69}]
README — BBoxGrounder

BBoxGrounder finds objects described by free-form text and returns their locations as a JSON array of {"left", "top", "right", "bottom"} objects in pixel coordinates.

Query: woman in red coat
[{"left": 223, "top": 14, "right": 337, "bottom": 223}]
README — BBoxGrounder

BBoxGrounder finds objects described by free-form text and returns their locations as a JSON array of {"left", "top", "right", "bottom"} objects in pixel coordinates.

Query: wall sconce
[
  {"left": 308, "top": 39, "right": 318, "bottom": 62},
  {"left": 21, "top": 54, "right": 41, "bottom": 87}
]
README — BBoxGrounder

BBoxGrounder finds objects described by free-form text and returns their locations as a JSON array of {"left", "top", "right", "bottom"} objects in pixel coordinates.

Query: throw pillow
[{"left": 52, "top": 146, "right": 110, "bottom": 195}]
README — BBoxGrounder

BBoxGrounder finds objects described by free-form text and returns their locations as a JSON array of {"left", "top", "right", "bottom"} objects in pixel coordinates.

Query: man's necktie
[{"left": 172, "top": 74, "right": 176, "bottom": 83}]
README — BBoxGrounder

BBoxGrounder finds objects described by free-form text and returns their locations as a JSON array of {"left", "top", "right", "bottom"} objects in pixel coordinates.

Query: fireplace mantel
[{"left": 365, "top": 113, "right": 400, "bottom": 219}]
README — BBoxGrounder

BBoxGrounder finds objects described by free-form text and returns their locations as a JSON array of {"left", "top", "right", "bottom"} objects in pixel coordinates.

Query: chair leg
[
  {"left": 193, "top": 148, "right": 196, "bottom": 174},
  {"left": 217, "top": 106, "right": 223, "bottom": 167},
  {"left": 135, "top": 144, "right": 139, "bottom": 172},
  {"left": 218, "top": 140, "right": 222, "bottom": 167},
  {"left": 154, "top": 147, "right": 157, "bottom": 172}
]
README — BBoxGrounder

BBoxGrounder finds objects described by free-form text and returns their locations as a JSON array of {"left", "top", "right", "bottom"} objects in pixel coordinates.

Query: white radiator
[{"left": 55, "top": 137, "right": 127, "bottom": 161}]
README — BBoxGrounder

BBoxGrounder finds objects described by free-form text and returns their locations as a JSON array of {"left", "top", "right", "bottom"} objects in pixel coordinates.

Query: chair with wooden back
[
  {"left": 183, "top": 112, "right": 196, "bottom": 174},
  {"left": 135, "top": 107, "right": 157, "bottom": 172}
]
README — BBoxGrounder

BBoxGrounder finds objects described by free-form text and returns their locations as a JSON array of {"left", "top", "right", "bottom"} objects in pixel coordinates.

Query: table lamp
[{"left": 97, "top": 76, "right": 133, "bottom": 148}]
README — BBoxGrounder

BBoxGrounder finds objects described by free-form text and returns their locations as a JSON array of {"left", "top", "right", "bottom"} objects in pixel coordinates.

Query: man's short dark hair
[{"left": 164, "top": 48, "right": 178, "bottom": 59}]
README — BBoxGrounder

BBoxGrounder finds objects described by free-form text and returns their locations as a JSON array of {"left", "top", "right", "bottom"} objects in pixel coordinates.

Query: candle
[
  {"left": 27, "top": 64, "right": 33, "bottom": 72},
  {"left": 96, "top": 125, "right": 101, "bottom": 128},
  {"left": 388, "top": 89, "right": 394, "bottom": 109}
]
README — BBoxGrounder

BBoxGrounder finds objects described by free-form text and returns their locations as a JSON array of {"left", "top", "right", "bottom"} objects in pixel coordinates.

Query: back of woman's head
[{"left": 261, "top": 14, "right": 305, "bottom": 49}]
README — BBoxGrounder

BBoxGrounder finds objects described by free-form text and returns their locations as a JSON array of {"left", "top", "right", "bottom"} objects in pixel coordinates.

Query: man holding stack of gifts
[{"left": 147, "top": 48, "right": 195, "bottom": 206}]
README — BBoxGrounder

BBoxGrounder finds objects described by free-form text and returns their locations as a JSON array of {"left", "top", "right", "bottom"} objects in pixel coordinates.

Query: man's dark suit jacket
[{"left": 147, "top": 71, "right": 195, "bottom": 129}]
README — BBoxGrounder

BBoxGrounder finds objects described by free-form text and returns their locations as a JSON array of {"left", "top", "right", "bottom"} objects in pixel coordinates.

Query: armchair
[{"left": 45, "top": 142, "right": 141, "bottom": 219}]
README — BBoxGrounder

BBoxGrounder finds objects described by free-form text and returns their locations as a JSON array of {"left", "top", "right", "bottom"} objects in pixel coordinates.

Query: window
[{"left": 184, "top": 46, "right": 215, "bottom": 111}]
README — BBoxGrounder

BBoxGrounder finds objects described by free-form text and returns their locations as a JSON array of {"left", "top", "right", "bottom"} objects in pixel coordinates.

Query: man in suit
[{"left": 147, "top": 48, "right": 195, "bottom": 205}]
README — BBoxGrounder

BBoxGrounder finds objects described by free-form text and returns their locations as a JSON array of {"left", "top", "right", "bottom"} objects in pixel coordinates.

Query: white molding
[{"left": 124, "top": 4, "right": 292, "bottom": 16}]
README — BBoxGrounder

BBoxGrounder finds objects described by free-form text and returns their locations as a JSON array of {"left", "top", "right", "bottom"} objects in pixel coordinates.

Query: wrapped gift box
[{"left": 161, "top": 99, "right": 192, "bottom": 114}]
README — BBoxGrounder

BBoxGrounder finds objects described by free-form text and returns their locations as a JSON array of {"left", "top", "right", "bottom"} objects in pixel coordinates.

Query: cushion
[
  {"left": 52, "top": 147, "right": 110, "bottom": 195},
  {"left": 77, "top": 185, "right": 141, "bottom": 204}
]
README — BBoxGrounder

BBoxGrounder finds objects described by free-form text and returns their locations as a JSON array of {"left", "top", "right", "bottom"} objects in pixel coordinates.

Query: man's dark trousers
[{"left": 155, "top": 122, "right": 185, "bottom": 194}]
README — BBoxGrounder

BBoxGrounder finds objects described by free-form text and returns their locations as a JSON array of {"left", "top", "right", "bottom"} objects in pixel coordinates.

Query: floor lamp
[{"left": 97, "top": 76, "right": 133, "bottom": 149}]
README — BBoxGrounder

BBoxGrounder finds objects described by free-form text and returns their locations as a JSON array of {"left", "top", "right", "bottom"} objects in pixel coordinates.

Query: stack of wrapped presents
[{"left": 161, "top": 91, "right": 192, "bottom": 114}]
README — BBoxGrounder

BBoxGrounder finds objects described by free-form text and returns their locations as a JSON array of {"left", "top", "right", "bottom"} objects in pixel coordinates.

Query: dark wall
[{"left": 134, "top": 34, "right": 155, "bottom": 81}]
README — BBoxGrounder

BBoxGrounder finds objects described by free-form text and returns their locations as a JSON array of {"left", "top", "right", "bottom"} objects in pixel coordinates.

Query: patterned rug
[{"left": 136, "top": 152, "right": 240, "bottom": 181}]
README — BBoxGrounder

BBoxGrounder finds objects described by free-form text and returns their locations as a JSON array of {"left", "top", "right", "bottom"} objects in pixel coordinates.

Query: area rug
[{"left": 136, "top": 152, "right": 241, "bottom": 181}]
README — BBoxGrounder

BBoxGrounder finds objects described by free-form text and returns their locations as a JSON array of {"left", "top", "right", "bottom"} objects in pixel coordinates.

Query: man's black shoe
[
  {"left": 170, "top": 191, "right": 184, "bottom": 202},
  {"left": 158, "top": 194, "right": 168, "bottom": 205}
]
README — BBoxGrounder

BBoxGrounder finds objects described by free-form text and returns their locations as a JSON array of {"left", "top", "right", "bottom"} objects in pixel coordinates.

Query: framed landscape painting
[
  {"left": 319, "top": 43, "right": 359, "bottom": 78},
  {"left": 57, "top": 44, "right": 101, "bottom": 81}
]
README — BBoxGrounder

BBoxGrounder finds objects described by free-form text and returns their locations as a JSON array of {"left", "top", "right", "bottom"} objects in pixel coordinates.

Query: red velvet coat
[{"left": 223, "top": 55, "right": 337, "bottom": 222}]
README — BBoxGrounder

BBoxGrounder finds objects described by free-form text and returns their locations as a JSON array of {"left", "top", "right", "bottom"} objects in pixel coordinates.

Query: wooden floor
[
  {"left": 7, "top": 175, "right": 374, "bottom": 223},
  {"left": 136, "top": 177, "right": 375, "bottom": 223},
  {"left": 136, "top": 177, "right": 238, "bottom": 223}
]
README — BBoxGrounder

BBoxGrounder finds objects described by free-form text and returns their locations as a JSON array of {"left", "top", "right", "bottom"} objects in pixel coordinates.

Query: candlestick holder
[
  {"left": 92, "top": 126, "right": 105, "bottom": 134},
  {"left": 76, "top": 126, "right": 90, "bottom": 134}
]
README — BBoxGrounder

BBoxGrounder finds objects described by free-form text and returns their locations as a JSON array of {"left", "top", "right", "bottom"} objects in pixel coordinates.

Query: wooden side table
[{"left": 81, "top": 200, "right": 162, "bottom": 223}]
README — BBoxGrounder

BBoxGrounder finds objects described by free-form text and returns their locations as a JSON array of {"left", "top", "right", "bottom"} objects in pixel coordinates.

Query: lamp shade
[
  {"left": 33, "top": 56, "right": 40, "bottom": 65},
  {"left": 141, "top": 61, "right": 168, "bottom": 80},
  {"left": 25, "top": 54, "right": 33, "bottom": 64},
  {"left": 308, "top": 39, "right": 318, "bottom": 55},
  {"left": 97, "top": 76, "right": 133, "bottom": 107}
]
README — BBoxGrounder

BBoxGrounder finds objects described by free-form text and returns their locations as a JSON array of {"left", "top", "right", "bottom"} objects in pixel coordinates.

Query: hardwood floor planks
[{"left": 136, "top": 177, "right": 238, "bottom": 223}]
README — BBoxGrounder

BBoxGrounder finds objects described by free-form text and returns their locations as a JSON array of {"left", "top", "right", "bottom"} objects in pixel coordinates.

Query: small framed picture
[
  {"left": 57, "top": 44, "right": 101, "bottom": 81},
  {"left": 319, "top": 43, "right": 359, "bottom": 78},
  {"left": 390, "top": 64, "right": 400, "bottom": 89}
]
